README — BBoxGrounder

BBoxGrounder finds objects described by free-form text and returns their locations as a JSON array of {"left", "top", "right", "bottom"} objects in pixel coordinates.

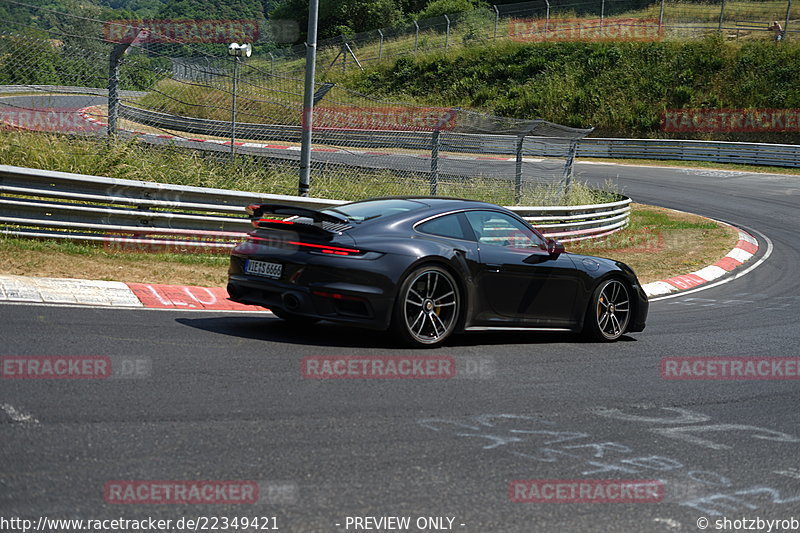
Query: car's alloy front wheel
[
  {"left": 584, "top": 278, "right": 631, "bottom": 342},
  {"left": 393, "top": 265, "right": 460, "bottom": 347}
]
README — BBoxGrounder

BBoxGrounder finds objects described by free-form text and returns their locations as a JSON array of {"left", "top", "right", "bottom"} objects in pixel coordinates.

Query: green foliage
[
  {"left": 155, "top": 0, "right": 264, "bottom": 21},
  {"left": 344, "top": 36, "right": 800, "bottom": 142},
  {"left": 415, "top": 0, "right": 486, "bottom": 20},
  {"left": 270, "top": 0, "right": 403, "bottom": 40}
]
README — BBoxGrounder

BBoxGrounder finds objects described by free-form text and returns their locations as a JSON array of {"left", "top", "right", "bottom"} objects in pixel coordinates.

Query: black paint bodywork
[{"left": 227, "top": 197, "right": 648, "bottom": 337}]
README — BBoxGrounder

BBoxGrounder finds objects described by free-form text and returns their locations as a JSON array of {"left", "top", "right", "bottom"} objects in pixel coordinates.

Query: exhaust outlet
[{"left": 282, "top": 293, "right": 300, "bottom": 310}]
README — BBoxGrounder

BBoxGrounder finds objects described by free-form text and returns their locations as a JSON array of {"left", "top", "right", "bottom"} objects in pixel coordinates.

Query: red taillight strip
[
  {"left": 287, "top": 241, "right": 361, "bottom": 254},
  {"left": 252, "top": 218, "right": 294, "bottom": 228},
  {"left": 258, "top": 218, "right": 294, "bottom": 225},
  {"left": 312, "top": 290, "right": 365, "bottom": 301},
  {"left": 245, "top": 236, "right": 361, "bottom": 255}
]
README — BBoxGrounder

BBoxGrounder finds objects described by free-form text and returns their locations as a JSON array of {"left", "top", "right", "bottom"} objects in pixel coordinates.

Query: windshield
[{"left": 323, "top": 198, "right": 426, "bottom": 222}]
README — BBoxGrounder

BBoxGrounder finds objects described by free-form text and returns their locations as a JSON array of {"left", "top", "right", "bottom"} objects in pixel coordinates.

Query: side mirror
[{"left": 546, "top": 238, "right": 565, "bottom": 258}]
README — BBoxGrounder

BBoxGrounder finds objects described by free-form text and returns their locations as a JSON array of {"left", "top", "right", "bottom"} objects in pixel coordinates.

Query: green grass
[
  {"left": 0, "top": 236, "right": 228, "bottom": 267},
  {"left": 585, "top": 157, "right": 800, "bottom": 175},
  {"left": 568, "top": 203, "right": 738, "bottom": 283}
]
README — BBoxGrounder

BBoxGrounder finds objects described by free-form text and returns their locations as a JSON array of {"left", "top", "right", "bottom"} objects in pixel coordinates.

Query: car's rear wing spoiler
[{"left": 246, "top": 203, "right": 350, "bottom": 235}]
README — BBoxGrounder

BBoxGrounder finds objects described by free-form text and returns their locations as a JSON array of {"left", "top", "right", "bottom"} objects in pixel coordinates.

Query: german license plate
[{"left": 245, "top": 259, "right": 282, "bottom": 279}]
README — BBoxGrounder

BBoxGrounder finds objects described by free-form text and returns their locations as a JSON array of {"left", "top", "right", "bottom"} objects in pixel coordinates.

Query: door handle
[{"left": 486, "top": 263, "right": 501, "bottom": 273}]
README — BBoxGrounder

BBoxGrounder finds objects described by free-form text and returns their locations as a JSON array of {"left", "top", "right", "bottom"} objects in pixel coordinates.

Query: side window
[
  {"left": 465, "top": 210, "right": 546, "bottom": 250},
  {"left": 417, "top": 213, "right": 471, "bottom": 241}
]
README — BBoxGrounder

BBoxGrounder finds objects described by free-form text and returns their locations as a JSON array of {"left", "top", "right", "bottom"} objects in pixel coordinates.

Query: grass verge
[{"left": 569, "top": 203, "right": 739, "bottom": 283}]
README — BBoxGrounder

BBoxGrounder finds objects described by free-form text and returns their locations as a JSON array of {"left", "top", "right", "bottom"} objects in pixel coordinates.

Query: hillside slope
[{"left": 340, "top": 36, "right": 800, "bottom": 142}]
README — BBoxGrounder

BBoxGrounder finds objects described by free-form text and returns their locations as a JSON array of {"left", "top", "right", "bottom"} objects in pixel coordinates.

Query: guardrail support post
[
  {"left": 514, "top": 135, "right": 524, "bottom": 205},
  {"left": 430, "top": 129, "right": 440, "bottom": 195},
  {"left": 560, "top": 141, "right": 578, "bottom": 199},
  {"left": 299, "top": 0, "right": 320, "bottom": 197},
  {"left": 444, "top": 15, "right": 450, "bottom": 49},
  {"left": 493, "top": 5, "right": 500, "bottom": 39}
]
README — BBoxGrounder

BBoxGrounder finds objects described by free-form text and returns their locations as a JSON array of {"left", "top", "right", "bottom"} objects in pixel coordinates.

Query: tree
[{"left": 270, "top": 0, "right": 403, "bottom": 40}]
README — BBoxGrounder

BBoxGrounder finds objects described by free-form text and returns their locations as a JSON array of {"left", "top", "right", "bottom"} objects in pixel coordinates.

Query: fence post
[
  {"left": 545, "top": 0, "right": 551, "bottom": 38},
  {"left": 718, "top": 0, "right": 726, "bottom": 32},
  {"left": 378, "top": 29, "right": 384, "bottom": 60},
  {"left": 600, "top": 0, "right": 605, "bottom": 30},
  {"left": 659, "top": 0, "right": 665, "bottom": 30},
  {"left": 230, "top": 56, "right": 239, "bottom": 157},
  {"left": 414, "top": 20, "right": 419, "bottom": 52},
  {"left": 430, "top": 129, "right": 440, "bottom": 195},
  {"left": 514, "top": 136, "right": 524, "bottom": 205},
  {"left": 341, "top": 38, "right": 347, "bottom": 73},
  {"left": 493, "top": 5, "right": 500, "bottom": 39},
  {"left": 299, "top": 0, "right": 320, "bottom": 197},
  {"left": 444, "top": 15, "right": 450, "bottom": 49},
  {"left": 785, "top": 0, "right": 792, "bottom": 39},
  {"left": 108, "top": 42, "right": 131, "bottom": 138},
  {"left": 269, "top": 52, "right": 275, "bottom": 75}
]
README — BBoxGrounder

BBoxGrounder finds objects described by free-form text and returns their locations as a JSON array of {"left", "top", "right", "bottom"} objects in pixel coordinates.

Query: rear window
[{"left": 322, "top": 199, "right": 425, "bottom": 223}]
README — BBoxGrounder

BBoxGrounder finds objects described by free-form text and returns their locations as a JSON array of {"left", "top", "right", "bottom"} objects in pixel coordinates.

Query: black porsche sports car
[{"left": 227, "top": 197, "right": 648, "bottom": 347}]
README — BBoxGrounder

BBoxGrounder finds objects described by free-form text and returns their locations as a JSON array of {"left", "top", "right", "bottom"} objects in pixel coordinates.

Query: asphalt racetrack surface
[{"left": 1, "top": 94, "right": 800, "bottom": 532}]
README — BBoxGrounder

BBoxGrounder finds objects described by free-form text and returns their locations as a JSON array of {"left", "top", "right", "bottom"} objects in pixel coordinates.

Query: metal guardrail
[
  {"left": 119, "top": 104, "right": 800, "bottom": 167},
  {"left": 575, "top": 137, "right": 800, "bottom": 168},
  {"left": 0, "top": 85, "right": 147, "bottom": 98},
  {"left": 0, "top": 165, "right": 630, "bottom": 250},
  {"left": 118, "top": 104, "right": 567, "bottom": 156},
  {"left": 3, "top": 87, "right": 796, "bottom": 167}
]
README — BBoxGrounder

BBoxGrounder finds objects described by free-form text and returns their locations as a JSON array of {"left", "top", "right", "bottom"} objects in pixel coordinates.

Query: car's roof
[{"left": 340, "top": 196, "right": 503, "bottom": 210}]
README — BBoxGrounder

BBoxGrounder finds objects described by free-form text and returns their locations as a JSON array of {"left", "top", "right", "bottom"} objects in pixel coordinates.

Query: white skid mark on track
[
  {"left": 653, "top": 517, "right": 682, "bottom": 529},
  {"left": 1, "top": 403, "right": 39, "bottom": 424}
]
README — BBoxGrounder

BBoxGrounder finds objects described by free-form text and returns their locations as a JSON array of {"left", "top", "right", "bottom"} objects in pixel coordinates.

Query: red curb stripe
[
  {"left": 735, "top": 240, "right": 758, "bottom": 255},
  {"left": 664, "top": 274, "right": 706, "bottom": 290},
  {"left": 714, "top": 256, "right": 743, "bottom": 271},
  {"left": 126, "top": 283, "right": 263, "bottom": 311}
]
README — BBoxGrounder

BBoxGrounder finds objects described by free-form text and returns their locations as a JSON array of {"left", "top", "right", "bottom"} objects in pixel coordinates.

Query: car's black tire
[
  {"left": 391, "top": 265, "right": 461, "bottom": 348},
  {"left": 270, "top": 307, "right": 320, "bottom": 325},
  {"left": 582, "top": 278, "right": 631, "bottom": 342}
]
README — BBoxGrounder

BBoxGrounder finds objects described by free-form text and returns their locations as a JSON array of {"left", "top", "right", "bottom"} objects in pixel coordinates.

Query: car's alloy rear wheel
[
  {"left": 585, "top": 278, "right": 631, "bottom": 341},
  {"left": 394, "top": 266, "right": 460, "bottom": 347}
]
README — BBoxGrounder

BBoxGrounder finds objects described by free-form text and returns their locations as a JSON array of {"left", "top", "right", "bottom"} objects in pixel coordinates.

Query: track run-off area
[{"left": 1, "top": 93, "right": 799, "bottom": 532}]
